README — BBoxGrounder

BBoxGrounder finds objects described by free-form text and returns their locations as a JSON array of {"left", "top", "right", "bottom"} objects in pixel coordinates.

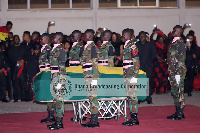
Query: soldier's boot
[
  {"left": 167, "top": 106, "right": 185, "bottom": 120},
  {"left": 122, "top": 112, "right": 139, "bottom": 126},
  {"left": 47, "top": 117, "right": 64, "bottom": 130},
  {"left": 41, "top": 111, "right": 55, "bottom": 123},
  {"left": 82, "top": 114, "right": 100, "bottom": 128}
]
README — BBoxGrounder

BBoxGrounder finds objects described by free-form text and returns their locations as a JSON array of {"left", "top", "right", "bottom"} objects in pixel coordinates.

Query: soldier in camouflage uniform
[
  {"left": 39, "top": 33, "right": 56, "bottom": 124},
  {"left": 99, "top": 30, "right": 115, "bottom": 67},
  {"left": 99, "top": 30, "right": 115, "bottom": 119},
  {"left": 122, "top": 29, "right": 140, "bottom": 126},
  {"left": 69, "top": 30, "right": 83, "bottom": 67},
  {"left": 81, "top": 29, "right": 100, "bottom": 128},
  {"left": 167, "top": 25, "right": 186, "bottom": 120},
  {"left": 69, "top": 30, "right": 86, "bottom": 122},
  {"left": 47, "top": 32, "right": 68, "bottom": 130}
]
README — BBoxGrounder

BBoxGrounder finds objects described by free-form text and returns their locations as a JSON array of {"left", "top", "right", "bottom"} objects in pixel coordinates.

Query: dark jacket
[{"left": 136, "top": 41, "right": 157, "bottom": 76}]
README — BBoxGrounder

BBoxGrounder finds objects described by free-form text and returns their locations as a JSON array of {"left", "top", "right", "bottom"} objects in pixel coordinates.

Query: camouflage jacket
[
  {"left": 39, "top": 44, "right": 51, "bottom": 70},
  {"left": 98, "top": 41, "right": 115, "bottom": 67},
  {"left": 81, "top": 42, "right": 99, "bottom": 78},
  {"left": 50, "top": 44, "right": 67, "bottom": 76},
  {"left": 167, "top": 39, "right": 186, "bottom": 77},
  {"left": 69, "top": 41, "right": 83, "bottom": 61},
  {"left": 123, "top": 41, "right": 140, "bottom": 78}
]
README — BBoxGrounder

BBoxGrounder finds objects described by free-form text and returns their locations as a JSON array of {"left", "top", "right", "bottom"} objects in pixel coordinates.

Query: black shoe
[
  {"left": 14, "top": 99, "right": 18, "bottom": 102},
  {"left": 82, "top": 114, "right": 100, "bottom": 128},
  {"left": 167, "top": 106, "right": 185, "bottom": 120},
  {"left": 167, "top": 113, "right": 185, "bottom": 120},
  {"left": 188, "top": 93, "right": 192, "bottom": 97},
  {"left": 48, "top": 117, "right": 64, "bottom": 130},
  {"left": 122, "top": 113, "right": 139, "bottom": 126},
  {"left": 41, "top": 116, "right": 55, "bottom": 123},
  {"left": 47, "top": 122, "right": 63, "bottom": 130},
  {"left": 2, "top": 98, "right": 9, "bottom": 102},
  {"left": 146, "top": 96, "right": 152, "bottom": 104},
  {"left": 82, "top": 121, "right": 100, "bottom": 128}
]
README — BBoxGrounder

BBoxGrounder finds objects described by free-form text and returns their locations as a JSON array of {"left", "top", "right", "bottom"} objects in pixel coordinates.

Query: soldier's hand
[
  {"left": 48, "top": 22, "right": 51, "bottom": 27},
  {"left": 115, "top": 60, "right": 119, "bottom": 66},
  {"left": 117, "top": 56, "right": 122, "bottom": 61},
  {"left": 193, "top": 54, "right": 196, "bottom": 58}
]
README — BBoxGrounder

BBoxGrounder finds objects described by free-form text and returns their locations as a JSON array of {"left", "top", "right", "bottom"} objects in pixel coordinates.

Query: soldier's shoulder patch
[{"left": 132, "top": 48, "right": 138, "bottom": 56}]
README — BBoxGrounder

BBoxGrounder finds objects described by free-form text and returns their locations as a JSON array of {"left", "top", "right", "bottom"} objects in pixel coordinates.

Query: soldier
[
  {"left": 99, "top": 30, "right": 115, "bottom": 67},
  {"left": 39, "top": 33, "right": 55, "bottom": 124},
  {"left": 99, "top": 30, "right": 115, "bottom": 119},
  {"left": 69, "top": 30, "right": 85, "bottom": 122},
  {"left": 81, "top": 29, "right": 100, "bottom": 128},
  {"left": 122, "top": 28, "right": 140, "bottom": 126},
  {"left": 167, "top": 25, "right": 186, "bottom": 120},
  {"left": 47, "top": 32, "right": 68, "bottom": 130},
  {"left": 69, "top": 30, "right": 83, "bottom": 67}
]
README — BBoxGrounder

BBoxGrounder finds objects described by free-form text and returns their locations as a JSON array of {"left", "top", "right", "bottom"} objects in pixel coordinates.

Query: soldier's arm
[
  {"left": 108, "top": 45, "right": 115, "bottom": 67},
  {"left": 131, "top": 47, "right": 140, "bottom": 78},
  {"left": 57, "top": 48, "right": 67, "bottom": 75},
  {"left": 91, "top": 46, "right": 99, "bottom": 78},
  {"left": 39, "top": 49, "right": 47, "bottom": 65},
  {"left": 68, "top": 48, "right": 73, "bottom": 61},
  {"left": 177, "top": 42, "right": 186, "bottom": 77},
  {"left": 167, "top": 45, "right": 175, "bottom": 76}
]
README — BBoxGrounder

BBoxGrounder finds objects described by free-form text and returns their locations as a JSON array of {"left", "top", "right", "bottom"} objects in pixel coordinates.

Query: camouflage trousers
[
  {"left": 84, "top": 77, "right": 99, "bottom": 114},
  {"left": 47, "top": 101, "right": 64, "bottom": 118},
  {"left": 49, "top": 73, "right": 67, "bottom": 118},
  {"left": 124, "top": 78, "right": 138, "bottom": 113},
  {"left": 169, "top": 74, "right": 185, "bottom": 108}
]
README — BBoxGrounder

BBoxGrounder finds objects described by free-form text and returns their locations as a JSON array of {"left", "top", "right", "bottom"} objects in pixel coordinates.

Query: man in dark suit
[{"left": 136, "top": 31, "right": 157, "bottom": 104}]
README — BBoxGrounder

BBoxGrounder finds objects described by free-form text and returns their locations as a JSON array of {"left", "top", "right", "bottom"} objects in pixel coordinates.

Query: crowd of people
[
  {"left": 0, "top": 21, "right": 199, "bottom": 104},
  {"left": 1, "top": 20, "right": 199, "bottom": 130}
]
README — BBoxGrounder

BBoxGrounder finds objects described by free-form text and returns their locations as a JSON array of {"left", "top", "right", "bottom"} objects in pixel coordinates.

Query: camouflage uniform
[
  {"left": 167, "top": 39, "right": 186, "bottom": 108},
  {"left": 50, "top": 44, "right": 68, "bottom": 118},
  {"left": 81, "top": 42, "right": 99, "bottom": 114},
  {"left": 69, "top": 42, "right": 83, "bottom": 66},
  {"left": 98, "top": 41, "right": 115, "bottom": 67},
  {"left": 38, "top": 44, "right": 55, "bottom": 113},
  {"left": 123, "top": 40, "right": 140, "bottom": 113}
]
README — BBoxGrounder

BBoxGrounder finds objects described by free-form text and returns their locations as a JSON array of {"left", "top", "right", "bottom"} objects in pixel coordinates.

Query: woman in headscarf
[{"left": 153, "top": 33, "right": 168, "bottom": 93}]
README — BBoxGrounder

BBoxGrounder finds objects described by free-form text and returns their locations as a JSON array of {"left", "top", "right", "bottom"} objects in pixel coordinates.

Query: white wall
[{"left": 0, "top": 0, "right": 200, "bottom": 45}]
